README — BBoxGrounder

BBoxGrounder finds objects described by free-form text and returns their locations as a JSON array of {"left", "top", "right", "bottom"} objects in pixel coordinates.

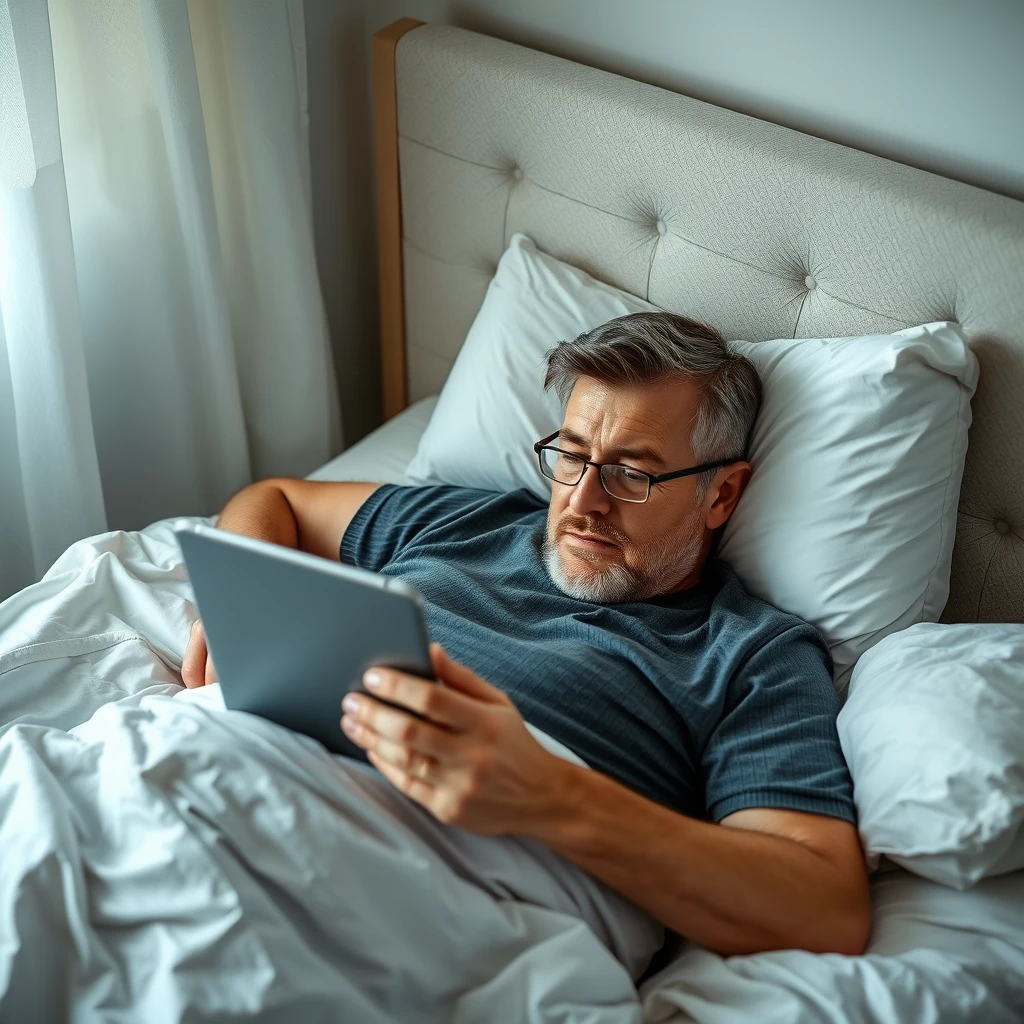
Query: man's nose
[{"left": 569, "top": 464, "right": 612, "bottom": 517}]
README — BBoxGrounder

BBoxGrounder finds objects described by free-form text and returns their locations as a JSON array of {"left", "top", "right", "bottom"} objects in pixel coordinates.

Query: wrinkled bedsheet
[
  {"left": 0, "top": 517, "right": 661, "bottom": 1022},
  {"left": 2, "top": 518, "right": 1023, "bottom": 1023}
]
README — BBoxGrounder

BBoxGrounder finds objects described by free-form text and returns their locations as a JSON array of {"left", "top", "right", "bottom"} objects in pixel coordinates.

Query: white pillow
[
  {"left": 406, "top": 235, "right": 651, "bottom": 495},
  {"left": 838, "top": 623, "right": 1024, "bottom": 889},
  {"left": 719, "top": 324, "right": 976, "bottom": 686},
  {"left": 407, "top": 234, "right": 979, "bottom": 686}
]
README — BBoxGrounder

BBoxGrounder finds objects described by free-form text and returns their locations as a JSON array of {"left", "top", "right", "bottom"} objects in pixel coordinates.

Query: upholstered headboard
[{"left": 371, "top": 20, "right": 1024, "bottom": 624}]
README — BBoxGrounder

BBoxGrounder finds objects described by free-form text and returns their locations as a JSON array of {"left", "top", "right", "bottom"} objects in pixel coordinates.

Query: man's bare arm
[
  {"left": 215, "top": 478, "right": 382, "bottom": 560},
  {"left": 340, "top": 650, "right": 872, "bottom": 957},
  {"left": 181, "top": 478, "right": 382, "bottom": 687},
  {"left": 531, "top": 767, "right": 870, "bottom": 956}
]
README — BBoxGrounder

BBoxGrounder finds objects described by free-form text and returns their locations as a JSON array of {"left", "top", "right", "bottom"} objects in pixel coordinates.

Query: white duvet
[{"left": 1, "top": 519, "right": 1022, "bottom": 1023}]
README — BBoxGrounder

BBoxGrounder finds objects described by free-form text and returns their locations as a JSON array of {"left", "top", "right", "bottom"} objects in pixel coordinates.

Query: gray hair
[{"left": 543, "top": 311, "right": 761, "bottom": 492}]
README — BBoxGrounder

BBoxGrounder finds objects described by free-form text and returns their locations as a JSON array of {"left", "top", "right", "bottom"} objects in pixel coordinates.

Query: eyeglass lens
[{"left": 538, "top": 448, "right": 649, "bottom": 502}]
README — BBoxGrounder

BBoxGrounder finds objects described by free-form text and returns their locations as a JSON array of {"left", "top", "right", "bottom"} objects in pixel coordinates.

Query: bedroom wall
[{"left": 304, "top": 0, "right": 1024, "bottom": 446}]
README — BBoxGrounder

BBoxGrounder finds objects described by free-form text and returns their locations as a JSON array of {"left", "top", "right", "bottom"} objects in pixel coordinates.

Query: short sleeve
[
  {"left": 701, "top": 623, "right": 856, "bottom": 824},
  {"left": 340, "top": 484, "right": 516, "bottom": 571}
]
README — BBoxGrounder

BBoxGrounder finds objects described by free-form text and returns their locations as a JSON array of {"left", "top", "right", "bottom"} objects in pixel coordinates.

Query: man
[{"left": 183, "top": 311, "right": 870, "bottom": 958}]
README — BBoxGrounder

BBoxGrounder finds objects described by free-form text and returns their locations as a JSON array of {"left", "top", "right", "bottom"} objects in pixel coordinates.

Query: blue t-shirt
[{"left": 341, "top": 484, "right": 855, "bottom": 824}]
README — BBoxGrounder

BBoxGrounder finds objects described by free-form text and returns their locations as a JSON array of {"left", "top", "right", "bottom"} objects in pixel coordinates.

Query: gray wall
[{"left": 305, "top": 0, "right": 1024, "bottom": 448}]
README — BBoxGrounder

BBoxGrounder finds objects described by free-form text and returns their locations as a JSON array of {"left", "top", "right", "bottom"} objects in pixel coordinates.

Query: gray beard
[{"left": 541, "top": 522, "right": 703, "bottom": 604}]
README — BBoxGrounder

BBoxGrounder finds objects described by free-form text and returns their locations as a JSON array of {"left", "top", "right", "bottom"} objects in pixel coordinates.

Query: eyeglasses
[{"left": 533, "top": 431, "right": 736, "bottom": 504}]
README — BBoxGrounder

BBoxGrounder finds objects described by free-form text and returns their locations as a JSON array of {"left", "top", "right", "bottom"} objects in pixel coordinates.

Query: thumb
[{"left": 430, "top": 643, "right": 505, "bottom": 703}]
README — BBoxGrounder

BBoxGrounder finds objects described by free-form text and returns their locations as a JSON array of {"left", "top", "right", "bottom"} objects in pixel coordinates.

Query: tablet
[{"left": 174, "top": 521, "right": 434, "bottom": 760}]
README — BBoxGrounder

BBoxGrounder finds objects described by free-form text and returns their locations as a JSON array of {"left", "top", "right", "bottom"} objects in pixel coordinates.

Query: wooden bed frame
[{"left": 372, "top": 17, "right": 422, "bottom": 421}]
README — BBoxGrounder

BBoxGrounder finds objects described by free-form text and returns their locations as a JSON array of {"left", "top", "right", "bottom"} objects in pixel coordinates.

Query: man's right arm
[
  {"left": 215, "top": 478, "right": 383, "bottom": 561},
  {"left": 181, "top": 478, "right": 382, "bottom": 687}
]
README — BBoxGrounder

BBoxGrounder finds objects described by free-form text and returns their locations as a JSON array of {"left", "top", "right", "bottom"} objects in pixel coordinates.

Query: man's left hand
[{"left": 340, "top": 643, "right": 568, "bottom": 835}]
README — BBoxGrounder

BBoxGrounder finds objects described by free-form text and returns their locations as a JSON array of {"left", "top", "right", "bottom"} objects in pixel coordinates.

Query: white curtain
[{"left": 0, "top": 0, "right": 341, "bottom": 602}]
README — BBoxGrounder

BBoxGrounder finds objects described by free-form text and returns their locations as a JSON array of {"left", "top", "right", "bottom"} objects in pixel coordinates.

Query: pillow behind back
[{"left": 407, "top": 234, "right": 979, "bottom": 687}]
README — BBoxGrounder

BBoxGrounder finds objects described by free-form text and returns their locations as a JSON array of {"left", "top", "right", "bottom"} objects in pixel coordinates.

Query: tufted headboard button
[
  {"left": 995, "top": 519, "right": 1011, "bottom": 536},
  {"left": 804, "top": 274, "right": 817, "bottom": 290}
]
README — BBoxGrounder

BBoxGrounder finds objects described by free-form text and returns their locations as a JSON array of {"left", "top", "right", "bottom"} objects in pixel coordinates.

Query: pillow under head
[{"left": 406, "top": 233, "right": 979, "bottom": 687}]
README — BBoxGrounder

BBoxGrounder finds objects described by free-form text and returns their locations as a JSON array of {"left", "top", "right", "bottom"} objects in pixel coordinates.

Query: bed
[
  {"left": 324, "top": 18, "right": 1024, "bottom": 1018},
  {"left": 2, "top": 17, "right": 1023, "bottom": 1024}
]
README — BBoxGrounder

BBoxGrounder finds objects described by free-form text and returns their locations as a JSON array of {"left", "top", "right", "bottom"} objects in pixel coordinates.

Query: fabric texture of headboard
[{"left": 390, "top": 23, "right": 1024, "bottom": 624}]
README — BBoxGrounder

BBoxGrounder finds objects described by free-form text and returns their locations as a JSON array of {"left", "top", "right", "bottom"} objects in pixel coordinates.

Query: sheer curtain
[{"left": 0, "top": 0, "right": 340, "bottom": 602}]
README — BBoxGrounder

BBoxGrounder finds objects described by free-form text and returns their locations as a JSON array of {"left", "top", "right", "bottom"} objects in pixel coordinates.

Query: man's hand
[
  {"left": 341, "top": 643, "right": 565, "bottom": 835},
  {"left": 181, "top": 619, "right": 218, "bottom": 688},
  {"left": 344, "top": 643, "right": 869, "bottom": 956}
]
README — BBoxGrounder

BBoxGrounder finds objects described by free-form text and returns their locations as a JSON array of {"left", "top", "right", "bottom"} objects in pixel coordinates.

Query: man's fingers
[
  {"left": 429, "top": 644, "right": 506, "bottom": 703},
  {"left": 367, "top": 751, "right": 435, "bottom": 807},
  {"left": 352, "top": 727, "right": 439, "bottom": 780},
  {"left": 342, "top": 698, "right": 461, "bottom": 760},
  {"left": 362, "top": 666, "right": 475, "bottom": 728},
  {"left": 204, "top": 651, "right": 218, "bottom": 686},
  {"left": 181, "top": 621, "right": 208, "bottom": 688}
]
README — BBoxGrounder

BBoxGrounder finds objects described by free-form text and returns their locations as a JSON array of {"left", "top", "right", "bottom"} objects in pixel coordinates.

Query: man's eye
[{"left": 619, "top": 467, "right": 646, "bottom": 483}]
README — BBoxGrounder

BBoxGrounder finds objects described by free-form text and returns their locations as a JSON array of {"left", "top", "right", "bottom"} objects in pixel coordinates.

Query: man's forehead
[{"left": 562, "top": 376, "right": 699, "bottom": 458}]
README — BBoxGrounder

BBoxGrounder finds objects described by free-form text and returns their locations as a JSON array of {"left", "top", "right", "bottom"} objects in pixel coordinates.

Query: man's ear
[{"left": 704, "top": 462, "right": 752, "bottom": 531}]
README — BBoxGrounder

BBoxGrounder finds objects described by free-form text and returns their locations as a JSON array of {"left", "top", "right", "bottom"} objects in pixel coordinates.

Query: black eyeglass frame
[{"left": 533, "top": 430, "right": 738, "bottom": 504}]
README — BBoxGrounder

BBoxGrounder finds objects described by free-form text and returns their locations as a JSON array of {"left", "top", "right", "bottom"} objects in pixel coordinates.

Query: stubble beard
[{"left": 541, "top": 507, "right": 705, "bottom": 604}]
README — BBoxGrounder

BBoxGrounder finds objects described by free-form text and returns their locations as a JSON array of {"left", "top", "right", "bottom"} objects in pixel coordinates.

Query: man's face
[{"left": 543, "top": 374, "right": 736, "bottom": 603}]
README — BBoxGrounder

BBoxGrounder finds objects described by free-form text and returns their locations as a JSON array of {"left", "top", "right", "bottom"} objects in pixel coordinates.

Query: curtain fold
[
  {"left": 0, "top": 0, "right": 107, "bottom": 594},
  {"left": 0, "top": 0, "right": 340, "bottom": 602}
]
